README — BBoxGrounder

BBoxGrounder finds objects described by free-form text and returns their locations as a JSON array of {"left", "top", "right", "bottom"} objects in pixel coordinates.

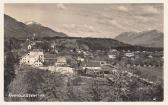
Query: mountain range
[
  {"left": 4, "top": 14, "right": 163, "bottom": 48},
  {"left": 115, "top": 30, "right": 163, "bottom": 48},
  {"left": 4, "top": 14, "right": 67, "bottom": 39}
]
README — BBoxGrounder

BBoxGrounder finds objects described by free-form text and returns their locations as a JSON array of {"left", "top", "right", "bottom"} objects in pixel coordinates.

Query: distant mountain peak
[
  {"left": 25, "top": 21, "right": 41, "bottom": 26},
  {"left": 4, "top": 15, "right": 68, "bottom": 39},
  {"left": 115, "top": 29, "right": 163, "bottom": 48}
]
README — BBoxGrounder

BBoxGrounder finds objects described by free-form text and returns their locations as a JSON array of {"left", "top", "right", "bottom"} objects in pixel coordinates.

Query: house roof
[
  {"left": 28, "top": 51, "right": 43, "bottom": 58},
  {"left": 44, "top": 53, "right": 57, "bottom": 59},
  {"left": 31, "top": 49, "right": 43, "bottom": 52}
]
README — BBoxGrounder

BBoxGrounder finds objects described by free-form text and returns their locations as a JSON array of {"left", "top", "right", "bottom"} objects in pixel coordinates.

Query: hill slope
[
  {"left": 4, "top": 14, "right": 67, "bottom": 39},
  {"left": 4, "top": 14, "right": 32, "bottom": 39},
  {"left": 115, "top": 30, "right": 163, "bottom": 48},
  {"left": 42, "top": 36, "right": 162, "bottom": 51},
  {"left": 25, "top": 21, "right": 67, "bottom": 38}
]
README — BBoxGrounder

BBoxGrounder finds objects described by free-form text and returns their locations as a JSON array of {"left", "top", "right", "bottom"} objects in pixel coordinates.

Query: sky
[{"left": 5, "top": 3, "right": 163, "bottom": 38}]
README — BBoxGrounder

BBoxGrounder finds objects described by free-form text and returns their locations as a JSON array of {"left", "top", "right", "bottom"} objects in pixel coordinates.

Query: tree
[
  {"left": 4, "top": 52, "right": 16, "bottom": 99},
  {"left": 37, "top": 72, "right": 68, "bottom": 101}
]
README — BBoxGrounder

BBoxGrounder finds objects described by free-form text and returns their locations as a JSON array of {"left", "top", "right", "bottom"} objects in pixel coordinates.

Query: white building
[
  {"left": 108, "top": 49, "right": 119, "bottom": 59},
  {"left": 108, "top": 55, "right": 117, "bottom": 59},
  {"left": 148, "top": 55, "right": 153, "bottom": 58},
  {"left": 20, "top": 50, "right": 44, "bottom": 67},
  {"left": 48, "top": 66, "right": 74, "bottom": 75},
  {"left": 77, "top": 57, "right": 85, "bottom": 62},
  {"left": 82, "top": 61, "right": 101, "bottom": 70},
  {"left": 125, "top": 52, "right": 135, "bottom": 57},
  {"left": 50, "top": 42, "right": 56, "bottom": 49}
]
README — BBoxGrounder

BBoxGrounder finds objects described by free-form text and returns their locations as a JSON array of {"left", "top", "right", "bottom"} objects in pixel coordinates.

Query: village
[
  {"left": 17, "top": 34, "right": 163, "bottom": 85},
  {"left": 4, "top": 33, "right": 163, "bottom": 101}
]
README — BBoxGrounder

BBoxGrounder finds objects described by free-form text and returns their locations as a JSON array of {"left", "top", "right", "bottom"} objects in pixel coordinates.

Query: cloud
[
  {"left": 62, "top": 24, "right": 95, "bottom": 33},
  {"left": 83, "top": 24, "right": 95, "bottom": 32},
  {"left": 118, "top": 6, "right": 129, "bottom": 12},
  {"left": 109, "top": 20, "right": 127, "bottom": 30},
  {"left": 63, "top": 24, "right": 76, "bottom": 28},
  {"left": 132, "top": 6, "right": 159, "bottom": 20},
  {"left": 133, "top": 15, "right": 148, "bottom": 22},
  {"left": 56, "top": 4, "right": 67, "bottom": 10},
  {"left": 145, "top": 6, "right": 159, "bottom": 14}
]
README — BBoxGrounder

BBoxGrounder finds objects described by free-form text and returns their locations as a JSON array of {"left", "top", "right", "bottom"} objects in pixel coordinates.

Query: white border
[
  {"left": 1, "top": 0, "right": 167, "bottom": 105},
  {"left": 3, "top": 0, "right": 165, "bottom": 3}
]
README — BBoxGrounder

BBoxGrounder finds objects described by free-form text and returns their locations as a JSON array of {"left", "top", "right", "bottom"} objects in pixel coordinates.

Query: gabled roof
[
  {"left": 28, "top": 51, "right": 43, "bottom": 58},
  {"left": 44, "top": 53, "right": 57, "bottom": 59},
  {"left": 31, "top": 49, "right": 43, "bottom": 52}
]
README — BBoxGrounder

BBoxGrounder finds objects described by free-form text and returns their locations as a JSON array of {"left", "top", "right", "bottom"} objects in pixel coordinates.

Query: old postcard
[{"left": 2, "top": 0, "right": 166, "bottom": 103}]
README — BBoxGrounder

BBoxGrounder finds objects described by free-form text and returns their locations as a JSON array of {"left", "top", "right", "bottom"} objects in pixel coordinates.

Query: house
[
  {"left": 108, "top": 49, "right": 119, "bottom": 59},
  {"left": 108, "top": 55, "right": 117, "bottom": 59},
  {"left": 111, "top": 49, "right": 118, "bottom": 52},
  {"left": 83, "top": 51, "right": 89, "bottom": 56},
  {"left": 82, "top": 61, "right": 101, "bottom": 70},
  {"left": 20, "top": 49, "right": 44, "bottom": 67},
  {"left": 125, "top": 52, "right": 135, "bottom": 57},
  {"left": 108, "top": 53, "right": 117, "bottom": 59},
  {"left": 135, "top": 51, "right": 140, "bottom": 53},
  {"left": 77, "top": 57, "right": 85, "bottom": 62},
  {"left": 55, "top": 56, "right": 67, "bottom": 66},
  {"left": 50, "top": 42, "right": 56, "bottom": 49},
  {"left": 148, "top": 55, "right": 153, "bottom": 58},
  {"left": 148, "top": 65, "right": 152, "bottom": 67},
  {"left": 142, "top": 51, "right": 146, "bottom": 53},
  {"left": 32, "top": 33, "right": 36, "bottom": 40},
  {"left": 143, "top": 64, "right": 147, "bottom": 67},
  {"left": 76, "top": 49, "right": 82, "bottom": 54}
]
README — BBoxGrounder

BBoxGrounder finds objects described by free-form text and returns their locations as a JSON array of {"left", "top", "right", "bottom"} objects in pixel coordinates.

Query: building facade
[{"left": 20, "top": 50, "right": 44, "bottom": 67}]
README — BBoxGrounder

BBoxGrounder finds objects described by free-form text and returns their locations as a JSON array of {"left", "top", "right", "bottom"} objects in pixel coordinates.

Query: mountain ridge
[
  {"left": 115, "top": 30, "right": 163, "bottom": 48},
  {"left": 4, "top": 14, "right": 67, "bottom": 39}
]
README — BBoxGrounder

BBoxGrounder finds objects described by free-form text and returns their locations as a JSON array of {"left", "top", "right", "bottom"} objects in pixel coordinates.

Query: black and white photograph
[{"left": 4, "top": 3, "right": 164, "bottom": 102}]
